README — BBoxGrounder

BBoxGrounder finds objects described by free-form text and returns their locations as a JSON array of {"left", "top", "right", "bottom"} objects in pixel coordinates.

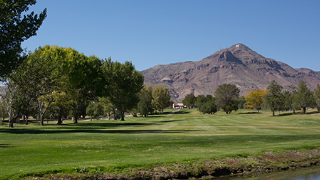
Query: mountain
[{"left": 141, "top": 44, "right": 320, "bottom": 102}]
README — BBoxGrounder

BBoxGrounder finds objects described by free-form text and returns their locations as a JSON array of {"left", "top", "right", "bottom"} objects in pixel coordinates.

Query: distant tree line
[
  {"left": 182, "top": 84, "right": 241, "bottom": 115},
  {"left": 182, "top": 80, "right": 320, "bottom": 116}
]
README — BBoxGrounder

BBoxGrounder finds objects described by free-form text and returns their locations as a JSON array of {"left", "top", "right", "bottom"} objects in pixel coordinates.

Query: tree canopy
[
  {"left": 0, "top": 0, "right": 47, "bottom": 79},
  {"left": 245, "top": 89, "right": 266, "bottom": 113},
  {"left": 293, "top": 80, "right": 316, "bottom": 114},
  {"left": 137, "top": 85, "right": 153, "bottom": 117},
  {"left": 214, "top": 84, "right": 240, "bottom": 114},
  {"left": 152, "top": 85, "right": 171, "bottom": 113},
  {"left": 182, "top": 93, "right": 196, "bottom": 109},
  {"left": 263, "top": 80, "right": 284, "bottom": 116},
  {"left": 315, "top": 84, "right": 320, "bottom": 112},
  {"left": 102, "top": 59, "right": 144, "bottom": 121}
]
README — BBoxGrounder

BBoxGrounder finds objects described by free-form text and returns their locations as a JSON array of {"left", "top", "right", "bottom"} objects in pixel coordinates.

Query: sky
[{"left": 21, "top": 0, "right": 320, "bottom": 71}]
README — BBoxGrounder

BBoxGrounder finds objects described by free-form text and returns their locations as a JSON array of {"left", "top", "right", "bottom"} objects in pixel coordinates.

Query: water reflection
[{"left": 196, "top": 166, "right": 320, "bottom": 180}]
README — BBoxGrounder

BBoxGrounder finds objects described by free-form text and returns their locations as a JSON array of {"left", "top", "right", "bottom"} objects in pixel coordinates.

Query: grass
[{"left": 0, "top": 108, "right": 320, "bottom": 179}]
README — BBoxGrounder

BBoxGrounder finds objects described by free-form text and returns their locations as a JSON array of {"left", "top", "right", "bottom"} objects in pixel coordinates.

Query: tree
[
  {"left": 214, "top": 84, "right": 240, "bottom": 114},
  {"left": 283, "top": 90, "right": 293, "bottom": 111},
  {"left": 237, "top": 96, "right": 246, "bottom": 109},
  {"left": 0, "top": 0, "right": 47, "bottom": 79},
  {"left": 10, "top": 45, "right": 104, "bottom": 125},
  {"left": 245, "top": 89, "right": 266, "bottom": 113},
  {"left": 195, "top": 94, "right": 206, "bottom": 108},
  {"left": 1, "top": 80, "right": 21, "bottom": 127},
  {"left": 100, "top": 97, "right": 114, "bottom": 120},
  {"left": 197, "top": 95, "right": 217, "bottom": 114},
  {"left": 0, "top": 100, "right": 8, "bottom": 125},
  {"left": 152, "top": 85, "right": 171, "bottom": 114},
  {"left": 293, "top": 80, "right": 316, "bottom": 114},
  {"left": 102, "top": 59, "right": 144, "bottom": 121},
  {"left": 86, "top": 103, "right": 95, "bottom": 121},
  {"left": 315, "top": 84, "right": 320, "bottom": 112},
  {"left": 137, "top": 85, "right": 153, "bottom": 117},
  {"left": 263, "top": 80, "right": 283, "bottom": 116},
  {"left": 182, "top": 94, "right": 196, "bottom": 109}
]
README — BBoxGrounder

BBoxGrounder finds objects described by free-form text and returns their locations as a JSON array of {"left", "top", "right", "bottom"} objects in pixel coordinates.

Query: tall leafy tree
[
  {"left": 245, "top": 89, "right": 266, "bottom": 113},
  {"left": 182, "top": 93, "right": 196, "bottom": 109},
  {"left": 102, "top": 59, "right": 144, "bottom": 121},
  {"left": 152, "top": 84, "right": 171, "bottom": 114},
  {"left": 10, "top": 45, "right": 104, "bottom": 125},
  {"left": 0, "top": 0, "right": 47, "bottom": 79},
  {"left": 197, "top": 95, "right": 217, "bottom": 115},
  {"left": 237, "top": 96, "right": 246, "bottom": 109},
  {"left": 137, "top": 85, "right": 153, "bottom": 117},
  {"left": 214, "top": 84, "right": 240, "bottom": 114},
  {"left": 263, "top": 80, "right": 283, "bottom": 116},
  {"left": 315, "top": 84, "right": 320, "bottom": 112},
  {"left": 293, "top": 80, "right": 316, "bottom": 114},
  {"left": 195, "top": 95, "right": 206, "bottom": 108},
  {"left": 1, "top": 81, "right": 21, "bottom": 127}
]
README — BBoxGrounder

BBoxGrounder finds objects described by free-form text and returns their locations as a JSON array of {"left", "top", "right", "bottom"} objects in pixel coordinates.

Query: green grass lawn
[{"left": 1, "top": 109, "right": 320, "bottom": 178}]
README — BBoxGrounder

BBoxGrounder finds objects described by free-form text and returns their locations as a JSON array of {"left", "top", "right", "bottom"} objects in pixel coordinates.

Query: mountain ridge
[{"left": 141, "top": 44, "right": 320, "bottom": 102}]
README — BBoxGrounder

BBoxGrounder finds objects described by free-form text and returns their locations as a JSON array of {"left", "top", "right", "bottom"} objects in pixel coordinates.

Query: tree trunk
[
  {"left": 272, "top": 110, "right": 275, "bottom": 116},
  {"left": 57, "top": 108, "right": 63, "bottom": 125},
  {"left": 9, "top": 121, "right": 14, "bottom": 128},
  {"left": 303, "top": 107, "right": 306, "bottom": 114},
  {"left": 293, "top": 109, "right": 296, "bottom": 114},
  {"left": 26, "top": 116, "right": 28, "bottom": 125},
  {"left": 120, "top": 111, "right": 125, "bottom": 121},
  {"left": 73, "top": 111, "right": 78, "bottom": 123},
  {"left": 108, "top": 112, "right": 111, "bottom": 120},
  {"left": 40, "top": 114, "right": 44, "bottom": 126}
]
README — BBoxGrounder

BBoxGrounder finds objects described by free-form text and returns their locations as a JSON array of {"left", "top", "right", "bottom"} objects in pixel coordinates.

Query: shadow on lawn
[
  {"left": 238, "top": 112, "right": 260, "bottom": 114},
  {"left": 0, "top": 128, "right": 197, "bottom": 134},
  {"left": 0, "top": 144, "right": 13, "bottom": 148}
]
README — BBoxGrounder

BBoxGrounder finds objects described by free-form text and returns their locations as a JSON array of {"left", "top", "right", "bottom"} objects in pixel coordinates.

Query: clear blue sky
[{"left": 21, "top": 0, "right": 320, "bottom": 71}]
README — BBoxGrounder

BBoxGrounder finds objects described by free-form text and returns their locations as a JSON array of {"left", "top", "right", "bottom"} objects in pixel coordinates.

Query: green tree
[
  {"left": 198, "top": 95, "right": 217, "bottom": 114},
  {"left": 293, "top": 80, "right": 316, "bottom": 114},
  {"left": 182, "top": 94, "right": 196, "bottom": 109},
  {"left": 195, "top": 95, "right": 206, "bottom": 108},
  {"left": 315, "top": 84, "right": 320, "bottom": 112},
  {"left": 10, "top": 45, "right": 104, "bottom": 125},
  {"left": 93, "top": 102, "right": 104, "bottom": 119},
  {"left": 0, "top": 0, "right": 47, "bottom": 79},
  {"left": 263, "top": 80, "right": 283, "bottom": 116},
  {"left": 152, "top": 85, "right": 171, "bottom": 114},
  {"left": 0, "top": 100, "right": 8, "bottom": 125},
  {"left": 137, "top": 85, "right": 153, "bottom": 117},
  {"left": 2, "top": 81, "right": 22, "bottom": 127},
  {"left": 237, "top": 96, "right": 246, "bottom": 109},
  {"left": 86, "top": 103, "right": 95, "bottom": 121},
  {"left": 283, "top": 90, "right": 293, "bottom": 111},
  {"left": 214, "top": 84, "right": 240, "bottom": 114},
  {"left": 100, "top": 97, "right": 114, "bottom": 120},
  {"left": 102, "top": 59, "right": 144, "bottom": 121}
]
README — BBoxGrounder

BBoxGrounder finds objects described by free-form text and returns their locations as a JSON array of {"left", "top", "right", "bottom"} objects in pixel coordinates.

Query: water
[{"left": 198, "top": 166, "right": 320, "bottom": 180}]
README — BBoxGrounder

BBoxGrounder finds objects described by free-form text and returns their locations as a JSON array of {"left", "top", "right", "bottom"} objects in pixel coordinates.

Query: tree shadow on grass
[
  {"left": 238, "top": 112, "right": 260, "bottom": 114},
  {"left": 0, "top": 144, "right": 14, "bottom": 148},
  {"left": 0, "top": 128, "right": 198, "bottom": 135},
  {"left": 174, "top": 111, "right": 190, "bottom": 114}
]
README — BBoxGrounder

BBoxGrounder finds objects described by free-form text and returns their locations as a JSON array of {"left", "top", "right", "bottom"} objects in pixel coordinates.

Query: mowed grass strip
[{"left": 0, "top": 109, "right": 320, "bottom": 178}]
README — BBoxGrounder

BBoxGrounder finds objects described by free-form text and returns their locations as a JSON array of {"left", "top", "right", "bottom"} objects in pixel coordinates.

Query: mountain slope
[{"left": 141, "top": 44, "right": 320, "bottom": 102}]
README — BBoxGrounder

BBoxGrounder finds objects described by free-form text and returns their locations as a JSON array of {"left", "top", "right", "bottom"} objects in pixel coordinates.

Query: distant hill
[{"left": 141, "top": 44, "right": 320, "bottom": 102}]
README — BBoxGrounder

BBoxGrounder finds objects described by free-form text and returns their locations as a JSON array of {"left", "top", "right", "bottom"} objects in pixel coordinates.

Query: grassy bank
[{"left": 0, "top": 109, "right": 320, "bottom": 179}]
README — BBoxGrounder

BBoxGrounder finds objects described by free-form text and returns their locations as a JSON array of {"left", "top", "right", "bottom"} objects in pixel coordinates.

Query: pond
[{"left": 197, "top": 166, "right": 320, "bottom": 180}]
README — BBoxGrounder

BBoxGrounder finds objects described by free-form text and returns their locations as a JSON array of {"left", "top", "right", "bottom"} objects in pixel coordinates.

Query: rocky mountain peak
[{"left": 142, "top": 44, "right": 320, "bottom": 102}]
